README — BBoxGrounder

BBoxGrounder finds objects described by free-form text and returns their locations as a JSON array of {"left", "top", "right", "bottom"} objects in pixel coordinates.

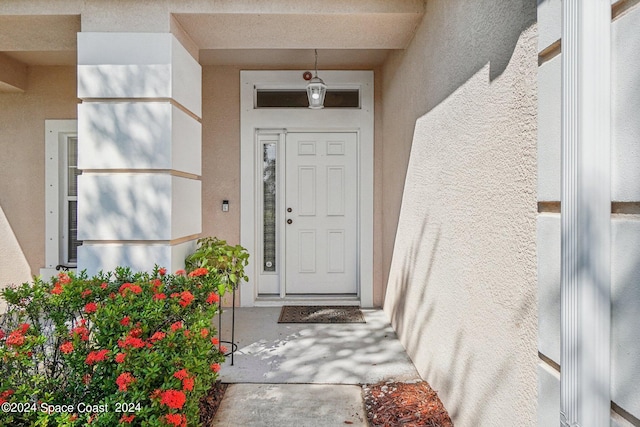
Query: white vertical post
[
  {"left": 77, "top": 33, "right": 202, "bottom": 275},
  {"left": 560, "top": 1, "right": 611, "bottom": 426}
]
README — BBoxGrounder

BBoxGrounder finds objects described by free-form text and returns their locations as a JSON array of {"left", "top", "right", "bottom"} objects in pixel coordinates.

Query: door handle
[{"left": 287, "top": 219, "right": 293, "bottom": 224}]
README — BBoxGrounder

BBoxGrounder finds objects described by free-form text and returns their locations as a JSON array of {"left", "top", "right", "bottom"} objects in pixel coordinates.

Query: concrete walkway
[{"left": 211, "top": 308, "right": 420, "bottom": 426}]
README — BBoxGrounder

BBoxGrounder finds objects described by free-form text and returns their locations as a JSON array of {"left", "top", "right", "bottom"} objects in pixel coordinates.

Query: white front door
[{"left": 285, "top": 132, "right": 358, "bottom": 294}]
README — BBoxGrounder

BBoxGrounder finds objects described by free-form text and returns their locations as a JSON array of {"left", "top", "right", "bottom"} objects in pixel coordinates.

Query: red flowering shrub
[
  {"left": 160, "top": 389, "right": 187, "bottom": 409},
  {"left": 84, "top": 301, "right": 98, "bottom": 313},
  {"left": 0, "top": 265, "right": 226, "bottom": 426},
  {"left": 165, "top": 413, "right": 187, "bottom": 427},
  {"left": 206, "top": 292, "right": 220, "bottom": 304},
  {"left": 85, "top": 349, "right": 110, "bottom": 365},
  {"left": 187, "top": 267, "right": 209, "bottom": 278},
  {"left": 116, "top": 372, "right": 136, "bottom": 391},
  {"left": 60, "top": 341, "right": 74, "bottom": 354}
]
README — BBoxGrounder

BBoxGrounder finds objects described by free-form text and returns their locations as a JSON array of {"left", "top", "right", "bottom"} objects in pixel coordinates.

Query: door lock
[
  {"left": 287, "top": 208, "right": 292, "bottom": 212},
  {"left": 287, "top": 219, "right": 293, "bottom": 224}
]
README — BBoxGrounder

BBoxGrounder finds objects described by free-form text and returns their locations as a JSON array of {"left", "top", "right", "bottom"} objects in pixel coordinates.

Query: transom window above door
[{"left": 255, "top": 89, "right": 360, "bottom": 108}]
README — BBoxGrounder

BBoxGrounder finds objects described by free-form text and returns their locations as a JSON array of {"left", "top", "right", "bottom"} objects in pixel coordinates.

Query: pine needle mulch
[{"left": 363, "top": 381, "right": 454, "bottom": 426}]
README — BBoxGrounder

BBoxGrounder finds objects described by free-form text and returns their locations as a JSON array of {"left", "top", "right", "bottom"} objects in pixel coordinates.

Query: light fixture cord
[{"left": 314, "top": 49, "right": 318, "bottom": 77}]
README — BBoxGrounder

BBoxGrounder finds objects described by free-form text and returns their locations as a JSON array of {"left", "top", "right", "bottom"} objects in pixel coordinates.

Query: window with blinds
[{"left": 64, "top": 136, "right": 82, "bottom": 264}]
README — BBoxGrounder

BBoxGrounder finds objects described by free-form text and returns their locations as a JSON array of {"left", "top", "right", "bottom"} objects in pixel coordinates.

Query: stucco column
[
  {"left": 76, "top": 32, "right": 202, "bottom": 275},
  {"left": 560, "top": 1, "right": 611, "bottom": 426}
]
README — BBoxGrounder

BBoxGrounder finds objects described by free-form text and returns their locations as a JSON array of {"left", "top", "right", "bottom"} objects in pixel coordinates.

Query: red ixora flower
[
  {"left": 160, "top": 389, "right": 186, "bottom": 410},
  {"left": 182, "top": 377, "right": 194, "bottom": 392},
  {"left": 84, "top": 302, "right": 98, "bottom": 314},
  {"left": 177, "top": 291, "right": 194, "bottom": 308},
  {"left": 100, "top": 282, "right": 108, "bottom": 290},
  {"left": 200, "top": 328, "right": 209, "bottom": 338},
  {"left": 206, "top": 292, "right": 220, "bottom": 304},
  {"left": 211, "top": 363, "right": 221, "bottom": 373},
  {"left": 60, "top": 341, "right": 74, "bottom": 354},
  {"left": 0, "top": 329, "right": 5, "bottom": 340},
  {"left": 153, "top": 293, "right": 166, "bottom": 301},
  {"left": 149, "top": 331, "right": 166, "bottom": 343},
  {"left": 58, "top": 272, "right": 71, "bottom": 284},
  {"left": 219, "top": 345, "right": 228, "bottom": 354},
  {"left": 211, "top": 337, "right": 219, "bottom": 346},
  {"left": 81, "top": 289, "right": 92, "bottom": 298},
  {"left": 6, "top": 330, "right": 25, "bottom": 347},
  {"left": 0, "top": 389, "right": 15, "bottom": 405},
  {"left": 173, "top": 370, "right": 195, "bottom": 391},
  {"left": 164, "top": 413, "right": 187, "bottom": 427},
  {"left": 118, "top": 336, "right": 145, "bottom": 349},
  {"left": 115, "top": 353, "right": 126, "bottom": 363},
  {"left": 85, "top": 349, "right": 110, "bottom": 365},
  {"left": 120, "top": 316, "right": 131, "bottom": 326},
  {"left": 188, "top": 267, "right": 209, "bottom": 278},
  {"left": 119, "top": 283, "right": 142, "bottom": 296},
  {"left": 116, "top": 372, "right": 135, "bottom": 392},
  {"left": 159, "top": 267, "right": 167, "bottom": 276},
  {"left": 51, "top": 283, "right": 63, "bottom": 295},
  {"left": 170, "top": 321, "right": 183, "bottom": 332},
  {"left": 175, "top": 269, "right": 186, "bottom": 276},
  {"left": 70, "top": 323, "right": 89, "bottom": 341},
  {"left": 119, "top": 414, "right": 135, "bottom": 424}
]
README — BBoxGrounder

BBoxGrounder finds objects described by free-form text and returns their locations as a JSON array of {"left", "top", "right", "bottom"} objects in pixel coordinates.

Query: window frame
[{"left": 42, "top": 120, "right": 79, "bottom": 279}]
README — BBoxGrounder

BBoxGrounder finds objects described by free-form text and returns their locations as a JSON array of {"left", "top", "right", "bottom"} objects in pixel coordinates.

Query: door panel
[{"left": 285, "top": 132, "right": 357, "bottom": 294}]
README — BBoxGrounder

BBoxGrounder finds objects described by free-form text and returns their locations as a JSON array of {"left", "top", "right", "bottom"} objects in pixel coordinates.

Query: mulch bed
[
  {"left": 200, "top": 380, "right": 453, "bottom": 426},
  {"left": 199, "top": 380, "right": 228, "bottom": 426},
  {"left": 363, "top": 381, "right": 454, "bottom": 426}
]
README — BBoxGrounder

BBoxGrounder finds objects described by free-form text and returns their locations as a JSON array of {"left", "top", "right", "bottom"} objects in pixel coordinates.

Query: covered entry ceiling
[{"left": 0, "top": 2, "right": 424, "bottom": 90}]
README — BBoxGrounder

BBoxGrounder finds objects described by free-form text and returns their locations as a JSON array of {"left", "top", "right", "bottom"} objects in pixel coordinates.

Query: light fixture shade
[{"left": 306, "top": 76, "right": 327, "bottom": 109}]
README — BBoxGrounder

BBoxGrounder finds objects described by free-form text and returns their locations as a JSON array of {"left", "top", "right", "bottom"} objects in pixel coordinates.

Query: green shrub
[
  {"left": 0, "top": 266, "right": 226, "bottom": 426},
  {"left": 185, "top": 237, "right": 249, "bottom": 296}
]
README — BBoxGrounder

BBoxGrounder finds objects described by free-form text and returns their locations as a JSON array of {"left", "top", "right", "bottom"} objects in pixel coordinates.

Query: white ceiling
[
  {"left": 0, "top": 10, "right": 421, "bottom": 68},
  {"left": 198, "top": 49, "right": 392, "bottom": 68}
]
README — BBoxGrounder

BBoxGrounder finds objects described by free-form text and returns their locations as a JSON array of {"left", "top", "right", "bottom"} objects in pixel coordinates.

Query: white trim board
[
  {"left": 42, "top": 119, "right": 78, "bottom": 280},
  {"left": 240, "top": 70, "right": 374, "bottom": 307}
]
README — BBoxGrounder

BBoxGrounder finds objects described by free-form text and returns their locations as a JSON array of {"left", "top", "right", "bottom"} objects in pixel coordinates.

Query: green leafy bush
[
  {"left": 0, "top": 266, "right": 226, "bottom": 426},
  {"left": 185, "top": 237, "right": 249, "bottom": 296}
]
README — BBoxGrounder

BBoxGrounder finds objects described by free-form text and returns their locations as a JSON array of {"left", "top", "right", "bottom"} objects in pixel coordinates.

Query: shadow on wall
[
  {"left": 381, "top": 0, "right": 539, "bottom": 424},
  {"left": 78, "top": 173, "right": 171, "bottom": 241},
  {"left": 611, "top": 221, "right": 640, "bottom": 418},
  {"left": 0, "top": 204, "right": 32, "bottom": 312},
  {"left": 386, "top": 216, "right": 524, "bottom": 423},
  {"left": 77, "top": 73, "right": 178, "bottom": 273},
  {"left": 381, "top": 0, "right": 538, "bottom": 295},
  {"left": 384, "top": 0, "right": 537, "bottom": 120},
  {"left": 78, "top": 65, "right": 170, "bottom": 101}
]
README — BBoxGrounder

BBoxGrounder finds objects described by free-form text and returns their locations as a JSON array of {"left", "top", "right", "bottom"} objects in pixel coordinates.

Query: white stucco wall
[
  {"left": 76, "top": 32, "right": 202, "bottom": 277},
  {"left": 536, "top": 2, "right": 640, "bottom": 425},
  {"left": 381, "top": 0, "right": 538, "bottom": 425}
]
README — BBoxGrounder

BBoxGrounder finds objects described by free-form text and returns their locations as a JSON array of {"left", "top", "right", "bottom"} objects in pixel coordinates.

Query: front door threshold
[{"left": 254, "top": 295, "right": 360, "bottom": 307}]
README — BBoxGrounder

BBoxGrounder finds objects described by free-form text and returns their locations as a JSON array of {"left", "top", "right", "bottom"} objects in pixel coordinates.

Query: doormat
[{"left": 278, "top": 306, "right": 366, "bottom": 324}]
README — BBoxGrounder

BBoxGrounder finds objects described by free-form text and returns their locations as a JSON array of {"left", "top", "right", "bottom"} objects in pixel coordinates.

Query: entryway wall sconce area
[{"left": 305, "top": 49, "right": 327, "bottom": 109}]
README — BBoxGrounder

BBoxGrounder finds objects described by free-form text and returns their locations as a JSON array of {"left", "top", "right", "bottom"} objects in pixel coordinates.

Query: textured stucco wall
[
  {"left": 202, "top": 66, "right": 241, "bottom": 245},
  {"left": 381, "top": 0, "right": 538, "bottom": 425},
  {"left": 0, "top": 67, "right": 77, "bottom": 288}
]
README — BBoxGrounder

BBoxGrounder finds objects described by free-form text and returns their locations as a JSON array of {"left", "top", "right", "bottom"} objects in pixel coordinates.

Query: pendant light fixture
[{"left": 306, "top": 49, "right": 327, "bottom": 109}]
